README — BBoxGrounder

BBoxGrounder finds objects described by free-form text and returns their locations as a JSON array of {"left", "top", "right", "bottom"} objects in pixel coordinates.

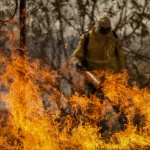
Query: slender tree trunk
[
  {"left": 90, "top": 0, "right": 97, "bottom": 27},
  {"left": 57, "top": 6, "right": 67, "bottom": 58},
  {"left": 16, "top": 0, "right": 27, "bottom": 145},
  {"left": 19, "top": 0, "right": 26, "bottom": 55},
  {"left": 59, "top": 16, "right": 67, "bottom": 58}
]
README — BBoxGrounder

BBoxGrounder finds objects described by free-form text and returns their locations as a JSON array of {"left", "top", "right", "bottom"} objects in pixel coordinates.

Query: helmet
[{"left": 98, "top": 16, "right": 111, "bottom": 28}]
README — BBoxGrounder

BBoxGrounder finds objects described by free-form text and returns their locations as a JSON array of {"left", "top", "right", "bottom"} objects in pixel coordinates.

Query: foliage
[{"left": 1, "top": 0, "right": 150, "bottom": 86}]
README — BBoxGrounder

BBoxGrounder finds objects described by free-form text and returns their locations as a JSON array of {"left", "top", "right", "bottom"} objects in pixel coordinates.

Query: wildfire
[{"left": 0, "top": 26, "right": 150, "bottom": 150}]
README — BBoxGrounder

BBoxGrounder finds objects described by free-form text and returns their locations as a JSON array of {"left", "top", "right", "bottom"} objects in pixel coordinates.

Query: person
[
  {"left": 71, "top": 15, "right": 125, "bottom": 97},
  {"left": 71, "top": 16, "right": 126, "bottom": 140},
  {"left": 71, "top": 15, "right": 125, "bottom": 72}
]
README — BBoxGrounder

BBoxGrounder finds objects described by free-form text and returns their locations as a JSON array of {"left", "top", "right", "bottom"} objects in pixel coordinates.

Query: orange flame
[{"left": 0, "top": 23, "right": 150, "bottom": 150}]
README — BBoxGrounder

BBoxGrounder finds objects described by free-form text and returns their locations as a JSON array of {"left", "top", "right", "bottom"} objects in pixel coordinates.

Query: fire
[{"left": 0, "top": 25, "right": 150, "bottom": 149}]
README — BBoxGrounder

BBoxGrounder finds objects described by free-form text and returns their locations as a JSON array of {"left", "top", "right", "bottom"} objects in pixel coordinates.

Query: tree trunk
[{"left": 19, "top": 0, "right": 26, "bottom": 55}]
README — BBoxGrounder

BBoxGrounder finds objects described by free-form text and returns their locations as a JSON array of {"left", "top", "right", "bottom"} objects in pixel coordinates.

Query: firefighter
[
  {"left": 71, "top": 16, "right": 126, "bottom": 140},
  {"left": 71, "top": 15, "right": 125, "bottom": 72},
  {"left": 71, "top": 15, "right": 125, "bottom": 96}
]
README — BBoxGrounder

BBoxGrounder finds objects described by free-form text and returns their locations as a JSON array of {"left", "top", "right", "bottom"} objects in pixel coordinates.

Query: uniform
[{"left": 71, "top": 16, "right": 125, "bottom": 72}]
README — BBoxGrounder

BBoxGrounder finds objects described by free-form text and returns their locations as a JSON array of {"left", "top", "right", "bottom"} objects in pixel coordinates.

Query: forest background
[{"left": 0, "top": 0, "right": 150, "bottom": 99}]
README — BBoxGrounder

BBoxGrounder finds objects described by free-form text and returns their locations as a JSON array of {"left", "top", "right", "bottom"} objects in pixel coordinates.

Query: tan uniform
[{"left": 71, "top": 26, "right": 125, "bottom": 72}]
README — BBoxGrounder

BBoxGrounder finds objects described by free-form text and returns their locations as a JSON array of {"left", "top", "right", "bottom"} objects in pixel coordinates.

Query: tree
[
  {"left": 51, "top": 0, "right": 69, "bottom": 58},
  {"left": 19, "top": 0, "right": 26, "bottom": 55}
]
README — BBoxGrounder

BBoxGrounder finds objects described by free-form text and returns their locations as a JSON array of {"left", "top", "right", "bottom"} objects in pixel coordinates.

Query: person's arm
[
  {"left": 71, "top": 35, "right": 84, "bottom": 67},
  {"left": 116, "top": 39, "right": 125, "bottom": 70}
]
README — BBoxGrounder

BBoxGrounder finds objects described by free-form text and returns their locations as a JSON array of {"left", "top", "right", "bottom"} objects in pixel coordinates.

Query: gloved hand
[
  {"left": 76, "top": 62, "right": 84, "bottom": 69},
  {"left": 74, "top": 61, "right": 86, "bottom": 71}
]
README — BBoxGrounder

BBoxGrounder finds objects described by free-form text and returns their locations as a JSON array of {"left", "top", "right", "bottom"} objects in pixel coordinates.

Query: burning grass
[{"left": 0, "top": 29, "right": 150, "bottom": 150}]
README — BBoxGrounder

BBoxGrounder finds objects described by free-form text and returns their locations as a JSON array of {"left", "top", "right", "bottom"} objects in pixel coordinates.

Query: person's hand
[
  {"left": 76, "top": 61, "right": 83, "bottom": 69},
  {"left": 76, "top": 62, "right": 87, "bottom": 71},
  {"left": 72, "top": 60, "right": 86, "bottom": 71}
]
